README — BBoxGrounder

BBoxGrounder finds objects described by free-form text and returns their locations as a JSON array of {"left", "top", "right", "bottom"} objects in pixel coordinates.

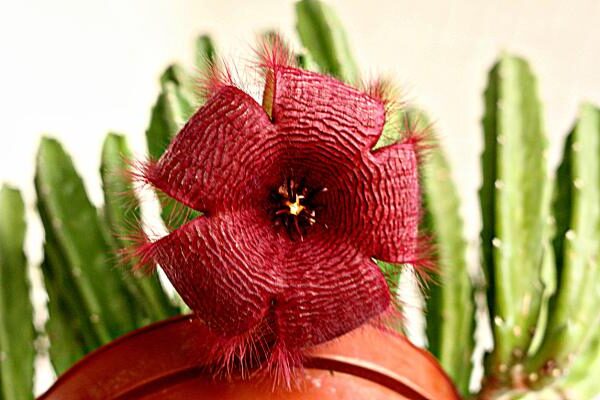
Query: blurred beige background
[
  {"left": 1, "top": 0, "right": 599, "bottom": 394},
  {"left": 2, "top": 0, "right": 600, "bottom": 241}
]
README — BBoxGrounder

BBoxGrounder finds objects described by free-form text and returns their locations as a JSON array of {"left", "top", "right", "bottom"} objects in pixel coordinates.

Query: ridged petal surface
[{"left": 141, "top": 65, "right": 421, "bottom": 375}]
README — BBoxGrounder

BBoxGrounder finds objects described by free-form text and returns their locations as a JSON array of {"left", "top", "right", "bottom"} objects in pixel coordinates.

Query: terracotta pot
[{"left": 39, "top": 315, "right": 460, "bottom": 399}]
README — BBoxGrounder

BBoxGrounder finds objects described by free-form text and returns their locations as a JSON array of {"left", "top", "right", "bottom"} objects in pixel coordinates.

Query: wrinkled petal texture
[
  {"left": 144, "top": 86, "right": 279, "bottom": 213},
  {"left": 151, "top": 216, "right": 389, "bottom": 350},
  {"left": 142, "top": 65, "right": 421, "bottom": 371},
  {"left": 270, "top": 67, "right": 420, "bottom": 263}
]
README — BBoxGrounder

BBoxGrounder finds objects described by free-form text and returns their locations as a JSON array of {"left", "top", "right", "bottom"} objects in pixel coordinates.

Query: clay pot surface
[{"left": 39, "top": 315, "right": 460, "bottom": 400}]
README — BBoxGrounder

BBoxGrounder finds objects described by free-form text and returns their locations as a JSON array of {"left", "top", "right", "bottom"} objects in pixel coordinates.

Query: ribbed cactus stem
[
  {"left": 526, "top": 104, "right": 600, "bottom": 385},
  {"left": 0, "top": 186, "right": 35, "bottom": 399},
  {"left": 423, "top": 143, "right": 474, "bottom": 396},
  {"left": 42, "top": 244, "right": 88, "bottom": 375},
  {"left": 146, "top": 82, "right": 196, "bottom": 160},
  {"left": 296, "top": 0, "right": 359, "bottom": 84},
  {"left": 480, "top": 55, "right": 552, "bottom": 386},
  {"left": 100, "top": 133, "right": 178, "bottom": 323},
  {"left": 35, "top": 137, "right": 139, "bottom": 369},
  {"left": 195, "top": 34, "right": 216, "bottom": 74}
]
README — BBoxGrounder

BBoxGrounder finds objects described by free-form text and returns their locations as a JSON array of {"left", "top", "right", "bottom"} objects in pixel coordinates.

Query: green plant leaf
[
  {"left": 41, "top": 244, "right": 88, "bottom": 375},
  {"left": 527, "top": 104, "right": 600, "bottom": 386},
  {"left": 146, "top": 82, "right": 197, "bottom": 161},
  {"left": 557, "top": 321, "right": 600, "bottom": 398},
  {"left": 0, "top": 186, "right": 35, "bottom": 399},
  {"left": 160, "top": 64, "right": 194, "bottom": 94},
  {"left": 35, "top": 137, "right": 137, "bottom": 352},
  {"left": 526, "top": 235, "right": 556, "bottom": 358},
  {"left": 38, "top": 195, "right": 105, "bottom": 369},
  {"left": 100, "top": 133, "right": 178, "bottom": 324},
  {"left": 480, "top": 55, "right": 552, "bottom": 383},
  {"left": 503, "top": 320, "right": 600, "bottom": 398},
  {"left": 145, "top": 83, "right": 200, "bottom": 230},
  {"left": 295, "top": 0, "right": 359, "bottom": 83},
  {"left": 195, "top": 34, "right": 216, "bottom": 73},
  {"left": 160, "top": 35, "right": 216, "bottom": 104},
  {"left": 422, "top": 141, "right": 474, "bottom": 396}
]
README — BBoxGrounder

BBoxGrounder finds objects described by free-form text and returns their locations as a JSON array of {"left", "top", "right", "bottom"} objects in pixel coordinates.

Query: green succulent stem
[
  {"left": 42, "top": 244, "right": 88, "bottom": 375},
  {"left": 0, "top": 186, "right": 35, "bottom": 400},
  {"left": 423, "top": 143, "right": 474, "bottom": 396},
  {"left": 195, "top": 34, "right": 216, "bottom": 75},
  {"left": 526, "top": 104, "right": 600, "bottom": 385},
  {"left": 480, "top": 55, "right": 552, "bottom": 385},
  {"left": 100, "top": 133, "right": 178, "bottom": 324},
  {"left": 146, "top": 81, "right": 196, "bottom": 161},
  {"left": 35, "top": 137, "right": 141, "bottom": 372},
  {"left": 296, "top": 0, "right": 359, "bottom": 84}
]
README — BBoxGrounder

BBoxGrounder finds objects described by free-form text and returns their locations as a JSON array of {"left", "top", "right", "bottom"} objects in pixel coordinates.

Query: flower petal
[
  {"left": 360, "top": 142, "right": 421, "bottom": 263},
  {"left": 275, "top": 233, "right": 391, "bottom": 349},
  {"left": 143, "top": 86, "right": 278, "bottom": 213},
  {"left": 143, "top": 212, "right": 390, "bottom": 358},
  {"left": 271, "top": 67, "right": 386, "bottom": 153},
  {"left": 146, "top": 211, "right": 282, "bottom": 339},
  {"left": 297, "top": 140, "right": 421, "bottom": 265}
]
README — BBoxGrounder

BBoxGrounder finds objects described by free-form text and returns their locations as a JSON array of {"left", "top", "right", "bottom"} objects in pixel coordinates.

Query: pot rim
[{"left": 40, "top": 314, "right": 459, "bottom": 400}]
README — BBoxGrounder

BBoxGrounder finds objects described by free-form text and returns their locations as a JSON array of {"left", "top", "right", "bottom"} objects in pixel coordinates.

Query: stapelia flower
[{"left": 134, "top": 42, "right": 427, "bottom": 385}]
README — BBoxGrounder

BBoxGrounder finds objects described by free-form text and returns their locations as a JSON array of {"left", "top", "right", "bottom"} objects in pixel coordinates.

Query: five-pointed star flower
[{"left": 133, "top": 43, "right": 427, "bottom": 384}]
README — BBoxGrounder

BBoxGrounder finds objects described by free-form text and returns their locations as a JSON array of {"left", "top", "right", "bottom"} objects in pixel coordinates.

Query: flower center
[
  {"left": 285, "top": 196, "right": 305, "bottom": 216},
  {"left": 271, "top": 178, "right": 324, "bottom": 239}
]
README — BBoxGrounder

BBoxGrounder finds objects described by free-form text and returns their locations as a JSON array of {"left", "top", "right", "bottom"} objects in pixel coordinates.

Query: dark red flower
[{"left": 133, "top": 42, "right": 427, "bottom": 385}]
